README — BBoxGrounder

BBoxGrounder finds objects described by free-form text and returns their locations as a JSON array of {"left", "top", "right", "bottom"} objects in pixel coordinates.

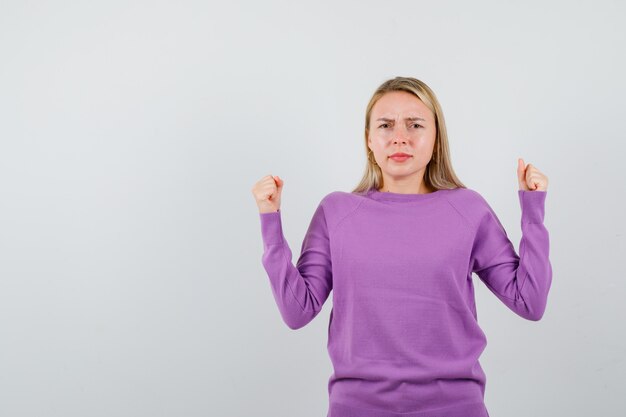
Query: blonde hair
[{"left": 351, "top": 76, "right": 466, "bottom": 193}]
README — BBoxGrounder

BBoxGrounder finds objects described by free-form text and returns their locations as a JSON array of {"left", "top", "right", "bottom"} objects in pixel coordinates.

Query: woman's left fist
[{"left": 517, "top": 158, "right": 549, "bottom": 191}]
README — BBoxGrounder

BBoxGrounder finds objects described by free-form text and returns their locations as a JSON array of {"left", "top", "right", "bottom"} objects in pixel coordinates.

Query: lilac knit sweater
[{"left": 258, "top": 187, "right": 552, "bottom": 417}]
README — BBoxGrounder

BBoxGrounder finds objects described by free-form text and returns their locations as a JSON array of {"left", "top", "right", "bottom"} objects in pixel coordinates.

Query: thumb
[
  {"left": 273, "top": 175, "right": 284, "bottom": 190},
  {"left": 517, "top": 158, "right": 528, "bottom": 190}
]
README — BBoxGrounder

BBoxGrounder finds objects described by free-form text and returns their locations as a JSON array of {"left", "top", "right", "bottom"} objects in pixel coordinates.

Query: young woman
[{"left": 251, "top": 76, "right": 551, "bottom": 417}]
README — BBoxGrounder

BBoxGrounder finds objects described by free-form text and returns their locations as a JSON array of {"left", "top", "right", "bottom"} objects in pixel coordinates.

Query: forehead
[{"left": 371, "top": 91, "right": 432, "bottom": 120}]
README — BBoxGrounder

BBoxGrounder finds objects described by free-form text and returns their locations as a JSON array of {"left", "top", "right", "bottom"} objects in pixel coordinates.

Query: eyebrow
[{"left": 376, "top": 117, "right": 426, "bottom": 122}]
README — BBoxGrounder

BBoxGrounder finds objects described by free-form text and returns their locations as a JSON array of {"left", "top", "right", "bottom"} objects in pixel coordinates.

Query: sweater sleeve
[
  {"left": 470, "top": 190, "right": 552, "bottom": 321},
  {"left": 258, "top": 201, "right": 333, "bottom": 330}
]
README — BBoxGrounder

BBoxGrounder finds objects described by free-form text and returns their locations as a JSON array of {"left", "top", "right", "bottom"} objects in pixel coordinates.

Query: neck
[{"left": 379, "top": 183, "right": 433, "bottom": 194}]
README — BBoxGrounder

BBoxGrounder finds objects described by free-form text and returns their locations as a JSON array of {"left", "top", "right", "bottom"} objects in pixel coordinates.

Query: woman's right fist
[{"left": 251, "top": 174, "right": 284, "bottom": 213}]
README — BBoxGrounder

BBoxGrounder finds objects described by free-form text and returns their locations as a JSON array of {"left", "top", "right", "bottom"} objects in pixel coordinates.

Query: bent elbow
[
  {"left": 284, "top": 317, "right": 307, "bottom": 330},
  {"left": 526, "top": 310, "right": 545, "bottom": 321},
  {"left": 520, "top": 302, "right": 547, "bottom": 321},
  {"left": 281, "top": 310, "right": 317, "bottom": 330}
]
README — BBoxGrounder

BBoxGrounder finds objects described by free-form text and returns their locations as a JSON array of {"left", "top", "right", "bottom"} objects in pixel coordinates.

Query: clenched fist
[
  {"left": 518, "top": 158, "right": 549, "bottom": 191},
  {"left": 251, "top": 174, "right": 284, "bottom": 213}
]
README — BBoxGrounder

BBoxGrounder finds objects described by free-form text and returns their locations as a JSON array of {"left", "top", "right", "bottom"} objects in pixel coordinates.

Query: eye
[
  {"left": 412, "top": 123, "right": 423, "bottom": 128},
  {"left": 378, "top": 123, "right": 389, "bottom": 128}
]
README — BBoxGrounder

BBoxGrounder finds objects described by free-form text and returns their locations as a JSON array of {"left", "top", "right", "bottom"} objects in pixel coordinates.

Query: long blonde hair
[{"left": 351, "top": 76, "right": 466, "bottom": 193}]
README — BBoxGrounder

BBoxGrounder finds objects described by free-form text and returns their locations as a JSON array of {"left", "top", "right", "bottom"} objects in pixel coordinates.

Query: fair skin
[
  {"left": 367, "top": 90, "right": 436, "bottom": 194},
  {"left": 367, "top": 90, "right": 550, "bottom": 194},
  {"left": 251, "top": 91, "right": 549, "bottom": 213}
]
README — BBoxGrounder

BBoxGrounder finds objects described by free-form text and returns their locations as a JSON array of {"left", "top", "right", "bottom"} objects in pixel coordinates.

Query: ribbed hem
[
  {"left": 518, "top": 189, "right": 547, "bottom": 224},
  {"left": 328, "top": 400, "right": 489, "bottom": 417},
  {"left": 259, "top": 210, "right": 284, "bottom": 247}
]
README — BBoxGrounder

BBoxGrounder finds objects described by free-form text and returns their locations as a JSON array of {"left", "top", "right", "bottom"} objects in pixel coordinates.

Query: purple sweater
[{"left": 258, "top": 187, "right": 552, "bottom": 417}]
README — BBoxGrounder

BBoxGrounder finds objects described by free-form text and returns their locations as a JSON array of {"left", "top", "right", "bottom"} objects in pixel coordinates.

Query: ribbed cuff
[
  {"left": 518, "top": 190, "right": 547, "bottom": 224},
  {"left": 259, "top": 210, "right": 285, "bottom": 246}
]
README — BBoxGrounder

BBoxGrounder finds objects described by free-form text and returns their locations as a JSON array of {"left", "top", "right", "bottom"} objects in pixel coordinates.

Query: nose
[
  {"left": 393, "top": 126, "right": 409, "bottom": 144},
  {"left": 393, "top": 135, "right": 408, "bottom": 145}
]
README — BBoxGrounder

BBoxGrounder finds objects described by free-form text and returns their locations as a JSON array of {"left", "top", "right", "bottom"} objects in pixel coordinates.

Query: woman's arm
[
  {"left": 258, "top": 201, "right": 333, "bottom": 330},
  {"left": 470, "top": 190, "right": 552, "bottom": 321}
]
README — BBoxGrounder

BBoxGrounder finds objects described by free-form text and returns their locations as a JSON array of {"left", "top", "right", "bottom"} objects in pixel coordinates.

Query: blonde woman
[{"left": 251, "top": 76, "right": 551, "bottom": 417}]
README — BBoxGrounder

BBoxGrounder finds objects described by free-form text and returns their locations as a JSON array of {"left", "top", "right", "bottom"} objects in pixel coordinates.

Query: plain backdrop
[{"left": 0, "top": 1, "right": 624, "bottom": 416}]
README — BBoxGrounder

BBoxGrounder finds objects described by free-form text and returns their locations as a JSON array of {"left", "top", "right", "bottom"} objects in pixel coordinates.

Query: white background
[{"left": 0, "top": 1, "right": 624, "bottom": 416}]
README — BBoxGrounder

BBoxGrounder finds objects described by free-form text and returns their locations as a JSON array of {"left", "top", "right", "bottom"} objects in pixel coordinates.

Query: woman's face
[{"left": 367, "top": 91, "right": 437, "bottom": 184}]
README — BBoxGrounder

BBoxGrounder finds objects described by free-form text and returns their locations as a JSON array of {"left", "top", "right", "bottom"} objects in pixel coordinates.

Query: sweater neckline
[{"left": 366, "top": 188, "right": 447, "bottom": 202}]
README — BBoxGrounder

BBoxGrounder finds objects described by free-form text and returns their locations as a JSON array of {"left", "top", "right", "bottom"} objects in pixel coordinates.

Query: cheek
[
  {"left": 370, "top": 131, "right": 388, "bottom": 141},
  {"left": 420, "top": 129, "right": 436, "bottom": 143},
  {"left": 369, "top": 135, "right": 387, "bottom": 148}
]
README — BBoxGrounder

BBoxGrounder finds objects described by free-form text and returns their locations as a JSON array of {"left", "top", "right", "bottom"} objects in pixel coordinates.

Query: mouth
[{"left": 389, "top": 153, "right": 412, "bottom": 162}]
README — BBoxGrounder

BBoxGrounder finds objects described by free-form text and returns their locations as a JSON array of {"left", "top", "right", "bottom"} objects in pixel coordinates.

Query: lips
[
  {"left": 390, "top": 153, "right": 411, "bottom": 157},
  {"left": 390, "top": 154, "right": 411, "bottom": 162}
]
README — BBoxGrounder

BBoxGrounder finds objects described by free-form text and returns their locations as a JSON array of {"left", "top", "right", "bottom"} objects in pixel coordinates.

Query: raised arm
[
  {"left": 258, "top": 201, "right": 333, "bottom": 330},
  {"left": 470, "top": 190, "right": 552, "bottom": 321}
]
